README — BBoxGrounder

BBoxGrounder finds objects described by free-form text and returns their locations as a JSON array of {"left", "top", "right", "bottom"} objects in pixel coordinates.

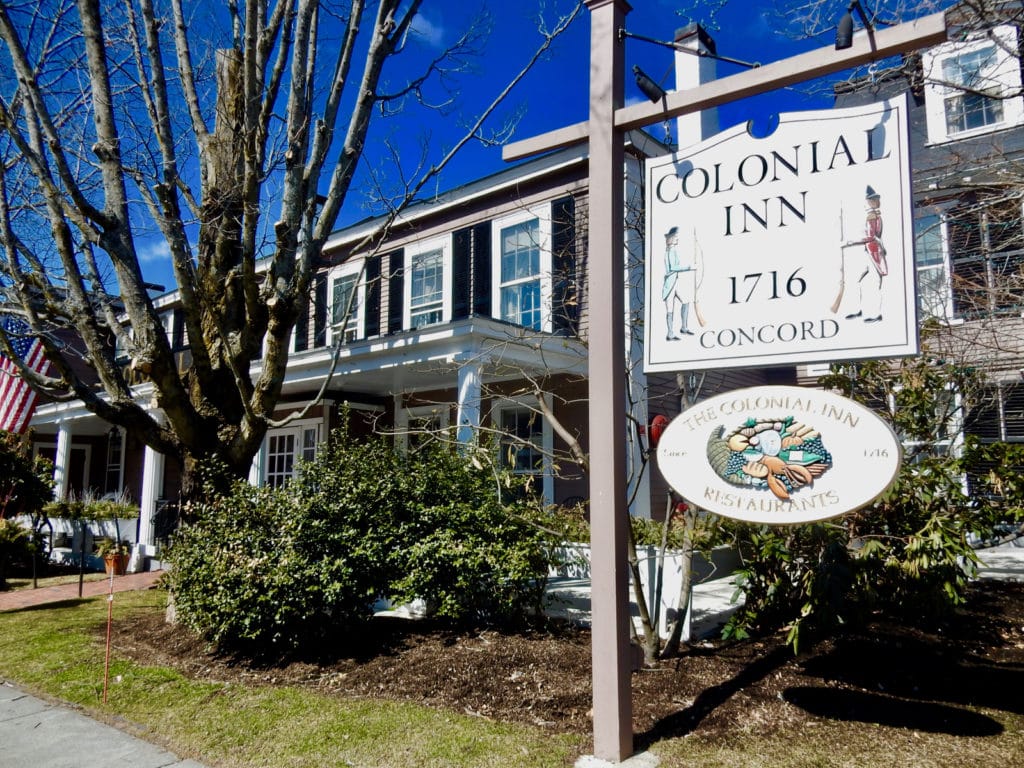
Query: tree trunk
[{"left": 627, "top": 522, "right": 660, "bottom": 665}]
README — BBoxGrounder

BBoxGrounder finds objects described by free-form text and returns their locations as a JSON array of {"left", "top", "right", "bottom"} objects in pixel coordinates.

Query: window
[
  {"left": 914, "top": 214, "right": 952, "bottom": 320},
  {"left": 263, "top": 423, "right": 321, "bottom": 488},
  {"left": 409, "top": 249, "right": 444, "bottom": 327},
  {"left": 492, "top": 397, "right": 553, "bottom": 503},
  {"left": 329, "top": 264, "right": 363, "bottom": 344},
  {"left": 397, "top": 405, "right": 451, "bottom": 452},
  {"left": 159, "top": 309, "right": 187, "bottom": 350},
  {"left": 403, "top": 238, "right": 450, "bottom": 330},
  {"left": 104, "top": 429, "right": 123, "bottom": 495},
  {"left": 492, "top": 207, "right": 551, "bottom": 332},
  {"left": 941, "top": 45, "right": 1004, "bottom": 134},
  {"left": 923, "top": 25, "right": 1024, "bottom": 144}
]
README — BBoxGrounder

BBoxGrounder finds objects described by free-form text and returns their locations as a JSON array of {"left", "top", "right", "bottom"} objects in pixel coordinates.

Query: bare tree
[{"left": 0, "top": 0, "right": 582, "bottom": 497}]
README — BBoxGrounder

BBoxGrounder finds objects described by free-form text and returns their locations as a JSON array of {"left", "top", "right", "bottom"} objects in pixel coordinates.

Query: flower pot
[{"left": 104, "top": 553, "right": 128, "bottom": 576}]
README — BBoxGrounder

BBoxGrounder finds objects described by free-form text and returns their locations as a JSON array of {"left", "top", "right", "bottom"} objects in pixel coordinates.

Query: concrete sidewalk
[{"left": 0, "top": 681, "right": 206, "bottom": 768}]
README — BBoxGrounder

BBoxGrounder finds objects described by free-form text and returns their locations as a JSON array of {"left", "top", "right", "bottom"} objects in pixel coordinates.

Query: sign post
[
  {"left": 504, "top": 8, "right": 947, "bottom": 764},
  {"left": 584, "top": 1, "right": 633, "bottom": 762}
]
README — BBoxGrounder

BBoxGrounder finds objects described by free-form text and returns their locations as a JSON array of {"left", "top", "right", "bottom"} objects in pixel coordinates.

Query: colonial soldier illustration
[
  {"left": 662, "top": 226, "right": 696, "bottom": 340},
  {"left": 843, "top": 185, "right": 888, "bottom": 323}
]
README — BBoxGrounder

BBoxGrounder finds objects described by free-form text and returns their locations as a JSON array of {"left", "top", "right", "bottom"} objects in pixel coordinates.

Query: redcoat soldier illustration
[{"left": 844, "top": 185, "right": 887, "bottom": 323}]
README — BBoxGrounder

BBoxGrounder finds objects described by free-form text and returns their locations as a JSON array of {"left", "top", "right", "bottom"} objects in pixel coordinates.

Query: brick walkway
[{"left": 0, "top": 570, "right": 164, "bottom": 612}]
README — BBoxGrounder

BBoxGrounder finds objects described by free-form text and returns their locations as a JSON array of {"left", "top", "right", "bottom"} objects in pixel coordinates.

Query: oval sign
[{"left": 657, "top": 385, "right": 902, "bottom": 525}]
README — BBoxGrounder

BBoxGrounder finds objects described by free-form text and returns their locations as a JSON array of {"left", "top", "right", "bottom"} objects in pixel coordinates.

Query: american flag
[{"left": 0, "top": 314, "right": 50, "bottom": 433}]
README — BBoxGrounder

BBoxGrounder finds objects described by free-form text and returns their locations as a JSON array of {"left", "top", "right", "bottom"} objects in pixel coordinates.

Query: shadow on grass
[
  {"left": 782, "top": 687, "right": 1003, "bottom": 735},
  {"left": 12, "top": 599, "right": 93, "bottom": 612}
]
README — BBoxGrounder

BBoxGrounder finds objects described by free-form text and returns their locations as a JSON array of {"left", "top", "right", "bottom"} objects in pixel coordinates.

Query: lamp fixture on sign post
[
  {"left": 836, "top": 1, "right": 877, "bottom": 50},
  {"left": 632, "top": 64, "right": 666, "bottom": 103}
]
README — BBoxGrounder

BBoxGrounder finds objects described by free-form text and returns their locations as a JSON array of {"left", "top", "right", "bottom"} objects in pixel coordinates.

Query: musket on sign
[
  {"left": 693, "top": 229, "right": 707, "bottom": 327},
  {"left": 831, "top": 208, "right": 864, "bottom": 314}
]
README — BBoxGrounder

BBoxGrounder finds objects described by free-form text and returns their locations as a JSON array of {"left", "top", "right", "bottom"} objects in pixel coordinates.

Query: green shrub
[
  {"left": 721, "top": 353, "right": 1024, "bottom": 653},
  {"left": 167, "top": 434, "right": 556, "bottom": 655},
  {"left": 0, "top": 431, "right": 54, "bottom": 519}
]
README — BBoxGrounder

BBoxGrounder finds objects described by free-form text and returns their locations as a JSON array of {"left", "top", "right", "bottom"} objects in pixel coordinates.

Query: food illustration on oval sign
[{"left": 707, "top": 417, "right": 834, "bottom": 500}]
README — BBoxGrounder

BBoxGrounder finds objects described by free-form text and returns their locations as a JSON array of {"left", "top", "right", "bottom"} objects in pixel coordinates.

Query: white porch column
[
  {"left": 53, "top": 421, "right": 72, "bottom": 499},
  {"left": 455, "top": 361, "right": 482, "bottom": 445},
  {"left": 248, "top": 444, "right": 262, "bottom": 486},
  {"left": 138, "top": 445, "right": 164, "bottom": 551}
]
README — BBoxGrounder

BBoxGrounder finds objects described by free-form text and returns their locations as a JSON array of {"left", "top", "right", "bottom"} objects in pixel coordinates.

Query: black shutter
[
  {"left": 387, "top": 249, "right": 405, "bottom": 334},
  {"left": 364, "top": 255, "right": 381, "bottom": 337},
  {"left": 472, "top": 221, "right": 492, "bottom": 317},
  {"left": 294, "top": 288, "right": 310, "bottom": 352},
  {"left": 313, "top": 273, "right": 327, "bottom": 347},
  {"left": 171, "top": 308, "right": 185, "bottom": 350},
  {"left": 452, "top": 227, "right": 472, "bottom": 320},
  {"left": 551, "top": 195, "right": 577, "bottom": 335}
]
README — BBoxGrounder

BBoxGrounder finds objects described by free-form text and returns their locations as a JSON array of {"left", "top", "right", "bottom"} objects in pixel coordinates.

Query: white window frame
[
  {"left": 104, "top": 428, "right": 125, "bottom": 495},
  {"left": 914, "top": 212, "right": 954, "bottom": 321},
  {"left": 490, "top": 395, "right": 554, "bottom": 504},
  {"left": 403, "top": 236, "right": 451, "bottom": 330},
  {"left": 262, "top": 419, "right": 322, "bottom": 488},
  {"left": 328, "top": 261, "right": 365, "bottom": 345},
  {"left": 34, "top": 443, "right": 91, "bottom": 497},
  {"left": 922, "top": 24, "right": 1024, "bottom": 145},
  {"left": 491, "top": 205, "right": 553, "bottom": 333},
  {"left": 395, "top": 404, "right": 451, "bottom": 451}
]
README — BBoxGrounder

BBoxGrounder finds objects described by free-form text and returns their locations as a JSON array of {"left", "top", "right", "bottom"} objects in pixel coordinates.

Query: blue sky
[
  {"left": 373, "top": 0, "right": 841, "bottom": 202},
  {"left": 137, "top": 0, "right": 918, "bottom": 289}
]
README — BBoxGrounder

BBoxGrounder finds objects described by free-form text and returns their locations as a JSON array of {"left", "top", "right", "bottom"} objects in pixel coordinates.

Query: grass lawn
[
  {"left": 0, "top": 589, "right": 584, "bottom": 768},
  {"left": 2, "top": 587, "right": 1023, "bottom": 767}
]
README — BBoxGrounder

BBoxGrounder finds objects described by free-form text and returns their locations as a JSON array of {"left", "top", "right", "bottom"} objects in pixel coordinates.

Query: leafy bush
[
  {"left": 0, "top": 431, "right": 54, "bottom": 518},
  {"left": 724, "top": 457, "right": 984, "bottom": 653},
  {"left": 167, "top": 434, "right": 556, "bottom": 655},
  {"left": 724, "top": 352, "right": 1024, "bottom": 652},
  {"left": 0, "top": 517, "right": 35, "bottom": 589}
]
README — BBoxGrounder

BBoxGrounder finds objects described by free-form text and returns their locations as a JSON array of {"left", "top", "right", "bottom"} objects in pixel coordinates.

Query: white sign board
[
  {"left": 644, "top": 97, "right": 918, "bottom": 372},
  {"left": 657, "top": 386, "right": 902, "bottom": 525}
]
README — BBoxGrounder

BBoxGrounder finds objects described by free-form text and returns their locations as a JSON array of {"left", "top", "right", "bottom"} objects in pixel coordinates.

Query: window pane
[
  {"left": 945, "top": 92, "right": 1004, "bottom": 134},
  {"left": 941, "top": 45, "right": 997, "bottom": 88},
  {"left": 266, "top": 433, "right": 297, "bottom": 488},
  {"left": 501, "top": 281, "right": 541, "bottom": 330},
  {"left": 941, "top": 45, "right": 1004, "bottom": 134},
  {"left": 914, "top": 215, "right": 944, "bottom": 267},
  {"left": 501, "top": 220, "right": 540, "bottom": 282},
  {"left": 410, "top": 249, "right": 444, "bottom": 327},
  {"left": 915, "top": 215, "right": 948, "bottom": 318},
  {"left": 499, "top": 407, "right": 543, "bottom": 474},
  {"left": 301, "top": 427, "right": 318, "bottom": 462},
  {"left": 332, "top": 275, "right": 358, "bottom": 326}
]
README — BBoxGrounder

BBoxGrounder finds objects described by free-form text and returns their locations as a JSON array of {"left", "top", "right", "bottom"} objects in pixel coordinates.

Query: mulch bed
[{"left": 110, "top": 580, "right": 1024, "bottom": 744}]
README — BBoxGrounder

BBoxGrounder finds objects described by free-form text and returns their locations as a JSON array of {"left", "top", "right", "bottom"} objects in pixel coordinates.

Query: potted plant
[{"left": 96, "top": 538, "right": 131, "bottom": 576}]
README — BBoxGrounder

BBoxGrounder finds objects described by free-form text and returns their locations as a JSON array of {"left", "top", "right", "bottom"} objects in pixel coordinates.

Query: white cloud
[
  {"left": 137, "top": 239, "right": 171, "bottom": 265},
  {"left": 410, "top": 13, "right": 445, "bottom": 48}
]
